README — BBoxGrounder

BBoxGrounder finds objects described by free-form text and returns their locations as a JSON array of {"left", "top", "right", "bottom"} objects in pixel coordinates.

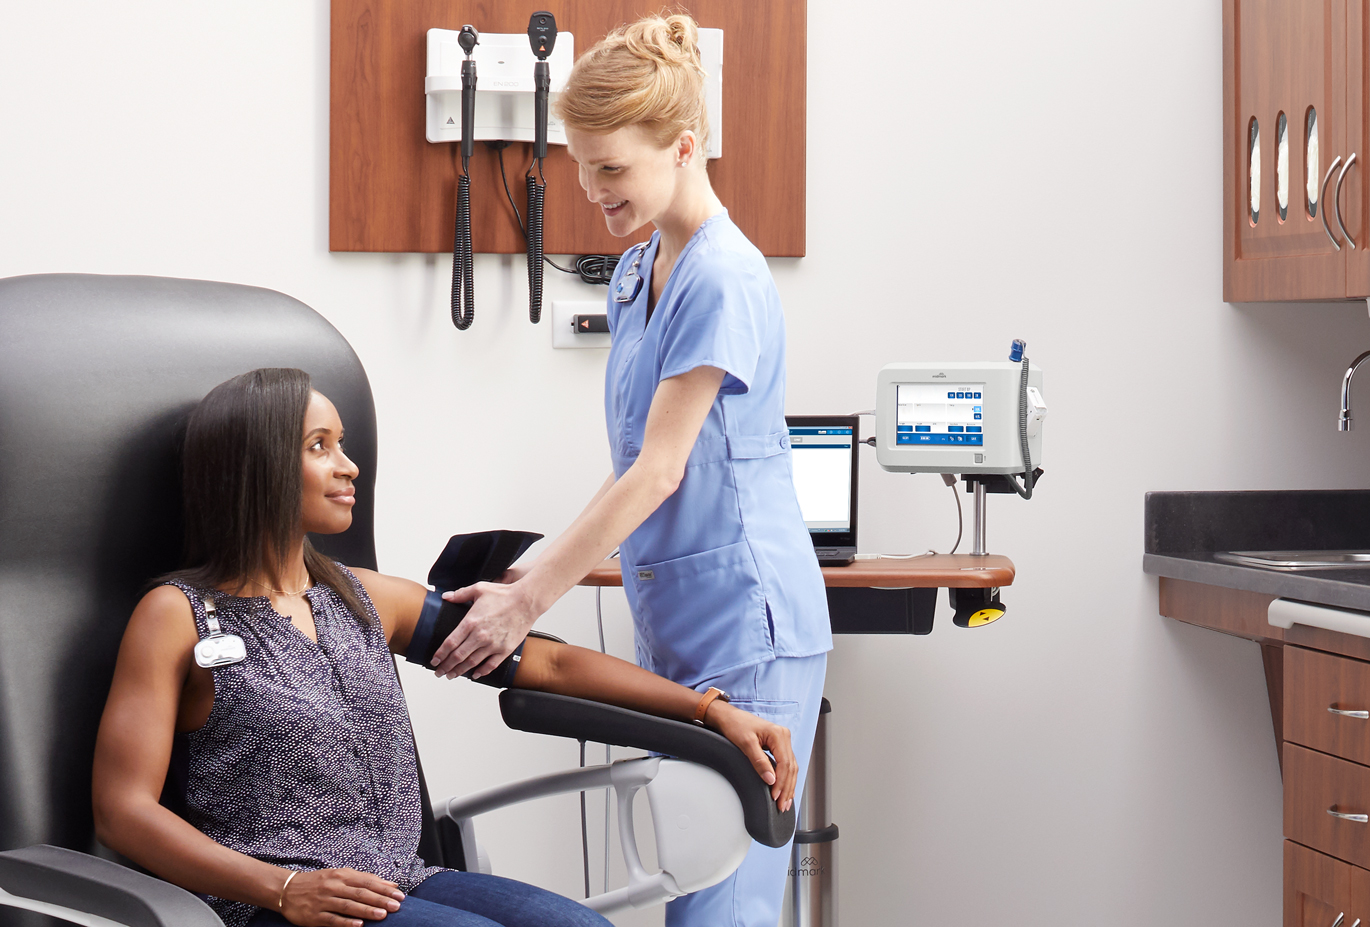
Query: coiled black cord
[
  {"left": 567, "top": 253, "right": 621, "bottom": 284},
  {"left": 525, "top": 170, "right": 546, "bottom": 323},
  {"left": 496, "top": 144, "right": 618, "bottom": 286},
  {"left": 450, "top": 172, "right": 474, "bottom": 330}
]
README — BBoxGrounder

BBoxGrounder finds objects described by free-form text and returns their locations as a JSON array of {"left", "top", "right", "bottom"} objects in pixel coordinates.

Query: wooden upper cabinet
[
  {"left": 1226, "top": 0, "right": 1348, "bottom": 301},
  {"left": 1344, "top": 1, "right": 1370, "bottom": 292}
]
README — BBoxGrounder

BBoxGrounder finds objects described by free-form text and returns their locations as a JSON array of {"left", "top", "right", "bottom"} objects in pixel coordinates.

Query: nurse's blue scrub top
[{"left": 604, "top": 211, "right": 832, "bottom": 688}]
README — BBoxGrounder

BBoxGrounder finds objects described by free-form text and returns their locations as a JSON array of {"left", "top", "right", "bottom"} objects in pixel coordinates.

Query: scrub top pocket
[{"left": 630, "top": 540, "right": 773, "bottom": 685}]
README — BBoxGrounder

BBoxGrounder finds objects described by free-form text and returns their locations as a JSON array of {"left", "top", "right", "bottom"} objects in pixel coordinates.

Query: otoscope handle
[
  {"left": 461, "top": 58, "right": 477, "bottom": 161},
  {"left": 533, "top": 60, "right": 550, "bottom": 161}
]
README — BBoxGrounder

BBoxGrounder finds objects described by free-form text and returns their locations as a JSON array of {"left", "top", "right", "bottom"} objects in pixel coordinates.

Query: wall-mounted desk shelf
[{"left": 581, "top": 554, "right": 1017, "bottom": 635}]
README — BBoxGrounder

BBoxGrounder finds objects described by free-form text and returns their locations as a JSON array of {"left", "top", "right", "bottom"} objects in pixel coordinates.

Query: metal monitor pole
[
  {"left": 971, "top": 479, "right": 987, "bottom": 556},
  {"left": 782, "top": 698, "right": 836, "bottom": 927}
]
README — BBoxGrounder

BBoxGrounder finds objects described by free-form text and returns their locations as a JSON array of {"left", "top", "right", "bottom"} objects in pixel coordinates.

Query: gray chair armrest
[
  {"left": 499, "top": 689, "right": 796, "bottom": 847},
  {"left": 0, "top": 845, "right": 221, "bottom": 927}
]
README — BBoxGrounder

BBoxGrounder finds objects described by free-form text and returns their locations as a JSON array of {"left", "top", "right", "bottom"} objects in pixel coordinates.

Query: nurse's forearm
[
  {"left": 561, "top": 472, "right": 617, "bottom": 536},
  {"left": 518, "top": 463, "right": 678, "bottom": 612},
  {"left": 517, "top": 365, "right": 725, "bottom": 611}
]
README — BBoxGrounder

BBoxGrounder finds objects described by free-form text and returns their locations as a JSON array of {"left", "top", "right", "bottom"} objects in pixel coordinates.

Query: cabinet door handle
[
  {"left": 1329, "top": 707, "right": 1370, "bottom": 719},
  {"left": 1338, "top": 152, "right": 1359, "bottom": 250},
  {"left": 1323, "top": 156, "right": 1344, "bottom": 250},
  {"left": 1349, "top": 919, "right": 1360, "bottom": 927},
  {"left": 1328, "top": 808, "right": 1369, "bottom": 823},
  {"left": 1331, "top": 914, "right": 1345, "bottom": 927}
]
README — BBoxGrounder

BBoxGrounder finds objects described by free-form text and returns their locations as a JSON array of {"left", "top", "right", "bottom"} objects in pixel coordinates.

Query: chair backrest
[{"left": 0, "top": 274, "right": 385, "bottom": 860}]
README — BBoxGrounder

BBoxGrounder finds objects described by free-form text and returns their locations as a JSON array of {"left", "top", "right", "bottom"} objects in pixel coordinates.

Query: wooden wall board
[{"left": 330, "top": 0, "right": 806, "bottom": 256}]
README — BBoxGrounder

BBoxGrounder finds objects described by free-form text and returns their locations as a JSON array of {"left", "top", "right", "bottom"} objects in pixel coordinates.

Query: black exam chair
[{"left": 0, "top": 274, "right": 793, "bottom": 927}]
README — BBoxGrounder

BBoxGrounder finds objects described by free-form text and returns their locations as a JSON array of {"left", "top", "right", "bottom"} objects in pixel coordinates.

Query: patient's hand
[
  {"left": 280, "top": 867, "right": 404, "bottom": 927},
  {"left": 705, "top": 702, "right": 798, "bottom": 813}
]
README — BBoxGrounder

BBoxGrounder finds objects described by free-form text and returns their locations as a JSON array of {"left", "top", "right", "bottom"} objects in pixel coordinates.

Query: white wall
[{"left": 5, "top": 1, "right": 1370, "bottom": 924}]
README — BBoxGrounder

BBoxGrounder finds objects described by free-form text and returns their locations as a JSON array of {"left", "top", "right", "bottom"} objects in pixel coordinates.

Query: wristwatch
[{"left": 693, "top": 686, "right": 730, "bottom": 725}]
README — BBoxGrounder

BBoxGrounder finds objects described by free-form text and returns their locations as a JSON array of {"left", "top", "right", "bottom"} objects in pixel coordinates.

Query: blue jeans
[
  {"left": 665, "top": 652, "right": 829, "bottom": 927},
  {"left": 246, "top": 870, "right": 611, "bottom": 927}
]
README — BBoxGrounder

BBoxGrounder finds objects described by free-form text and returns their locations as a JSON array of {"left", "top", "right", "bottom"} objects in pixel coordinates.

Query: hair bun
[
  {"left": 623, "top": 12, "right": 700, "bottom": 68},
  {"left": 664, "top": 14, "right": 698, "bottom": 57}
]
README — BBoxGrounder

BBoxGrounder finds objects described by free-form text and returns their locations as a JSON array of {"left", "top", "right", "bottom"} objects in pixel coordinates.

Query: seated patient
[{"left": 92, "top": 368, "right": 796, "bottom": 927}]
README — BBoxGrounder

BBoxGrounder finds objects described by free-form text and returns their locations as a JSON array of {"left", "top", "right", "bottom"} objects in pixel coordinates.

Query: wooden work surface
[
  {"left": 330, "top": 0, "right": 806, "bottom": 255},
  {"left": 579, "top": 554, "right": 1015, "bottom": 588}
]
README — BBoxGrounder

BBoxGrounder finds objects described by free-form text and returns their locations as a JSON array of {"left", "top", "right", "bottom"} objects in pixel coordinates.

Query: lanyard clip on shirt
[{"left": 194, "top": 596, "right": 247, "bottom": 668}]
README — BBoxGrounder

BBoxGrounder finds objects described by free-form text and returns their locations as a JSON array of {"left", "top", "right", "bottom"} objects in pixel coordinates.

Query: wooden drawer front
[
  {"left": 1287, "top": 647, "right": 1370, "bottom": 764},
  {"left": 1287, "top": 744, "right": 1370, "bottom": 868},
  {"left": 1286, "top": 840, "right": 1352, "bottom": 927}
]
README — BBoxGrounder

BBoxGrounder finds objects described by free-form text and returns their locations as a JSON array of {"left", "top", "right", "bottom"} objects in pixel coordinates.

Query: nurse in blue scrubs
[{"left": 429, "top": 13, "right": 831, "bottom": 926}]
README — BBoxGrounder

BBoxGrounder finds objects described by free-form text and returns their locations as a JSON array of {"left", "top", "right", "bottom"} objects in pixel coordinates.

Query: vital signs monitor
[{"left": 874, "top": 361, "right": 1045, "bottom": 475}]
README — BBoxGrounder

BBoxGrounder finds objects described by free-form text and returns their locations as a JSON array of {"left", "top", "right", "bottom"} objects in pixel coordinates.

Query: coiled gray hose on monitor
[{"left": 1004, "top": 344, "right": 1035, "bottom": 500}]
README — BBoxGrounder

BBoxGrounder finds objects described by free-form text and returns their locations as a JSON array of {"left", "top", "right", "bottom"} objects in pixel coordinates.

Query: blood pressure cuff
[{"left": 405, "top": 590, "right": 526, "bottom": 689}]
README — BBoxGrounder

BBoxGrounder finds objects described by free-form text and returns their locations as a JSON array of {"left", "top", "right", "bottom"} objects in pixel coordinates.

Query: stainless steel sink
[{"left": 1214, "top": 550, "right": 1370, "bottom": 570}]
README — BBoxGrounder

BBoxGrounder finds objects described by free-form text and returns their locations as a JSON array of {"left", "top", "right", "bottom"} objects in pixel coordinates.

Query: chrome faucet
[{"left": 1341, "top": 350, "right": 1370, "bottom": 430}]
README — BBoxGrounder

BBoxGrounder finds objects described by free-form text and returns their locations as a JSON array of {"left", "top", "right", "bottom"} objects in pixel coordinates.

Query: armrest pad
[
  {"left": 0, "top": 845, "right": 221, "bottom": 927},
  {"left": 498, "top": 689, "right": 796, "bottom": 848}
]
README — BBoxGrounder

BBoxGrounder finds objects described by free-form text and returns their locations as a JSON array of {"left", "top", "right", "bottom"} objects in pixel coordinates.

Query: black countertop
[{"left": 1144, "top": 490, "right": 1370, "bottom": 611}]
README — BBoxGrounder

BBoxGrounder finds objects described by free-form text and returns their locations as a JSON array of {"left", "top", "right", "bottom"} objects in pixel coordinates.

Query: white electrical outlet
[{"left": 551, "top": 300, "right": 611, "bottom": 349}]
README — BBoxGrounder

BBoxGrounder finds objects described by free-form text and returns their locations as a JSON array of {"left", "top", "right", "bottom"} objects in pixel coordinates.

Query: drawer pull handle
[
  {"left": 1329, "top": 707, "right": 1370, "bottom": 719},
  {"left": 1331, "top": 915, "right": 1345, "bottom": 927},
  {"left": 1350, "top": 919, "right": 1361, "bottom": 927},
  {"left": 1328, "top": 808, "right": 1369, "bottom": 823},
  {"left": 1268, "top": 599, "right": 1370, "bottom": 638}
]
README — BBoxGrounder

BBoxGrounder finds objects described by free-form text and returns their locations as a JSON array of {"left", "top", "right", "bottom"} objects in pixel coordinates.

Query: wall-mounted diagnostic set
[
  {"left": 426, "top": 15, "right": 725, "bottom": 336},
  {"left": 873, "top": 340, "right": 1047, "bottom": 627},
  {"left": 426, "top": 13, "right": 572, "bottom": 329}
]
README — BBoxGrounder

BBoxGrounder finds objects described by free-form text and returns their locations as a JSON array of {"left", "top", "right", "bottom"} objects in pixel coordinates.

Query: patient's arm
[
  {"left": 93, "top": 586, "right": 405, "bottom": 927},
  {"left": 355, "top": 569, "right": 796, "bottom": 810},
  {"left": 509, "top": 638, "right": 797, "bottom": 811}
]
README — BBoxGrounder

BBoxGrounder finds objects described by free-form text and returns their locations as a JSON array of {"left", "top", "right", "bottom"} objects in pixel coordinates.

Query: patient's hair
[
  {"left": 162, "top": 368, "right": 367, "bottom": 621},
  {"left": 553, "top": 11, "right": 709, "bottom": 154}
]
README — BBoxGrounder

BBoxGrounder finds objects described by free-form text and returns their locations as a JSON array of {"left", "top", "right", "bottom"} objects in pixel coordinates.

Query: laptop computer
[{"left": 786, "top": 414, "right": 859, "bottom": 567}]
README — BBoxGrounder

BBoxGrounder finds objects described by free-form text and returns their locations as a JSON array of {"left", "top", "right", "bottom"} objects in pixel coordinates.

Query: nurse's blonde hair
[{"left": 554, "top": 12, "right": 709, "bottom": 156}]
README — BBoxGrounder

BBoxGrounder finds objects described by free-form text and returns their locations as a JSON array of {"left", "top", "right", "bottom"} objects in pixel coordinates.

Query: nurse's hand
[
  {"left": 705, "top": 702, "right": 798, "bottom": 813},
  {"left": 432, "top": 581, "right": 539, "bottom": 679}
]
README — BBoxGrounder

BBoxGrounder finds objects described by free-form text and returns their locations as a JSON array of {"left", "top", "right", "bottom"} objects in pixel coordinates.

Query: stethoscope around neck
[{"left": 613, "top": 243, "right": 649, "bottom": 303}]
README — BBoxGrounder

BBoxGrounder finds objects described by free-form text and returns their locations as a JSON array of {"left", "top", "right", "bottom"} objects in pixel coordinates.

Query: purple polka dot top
[{"left": 167, "top": 566, "right": 442, "bottom": 927}]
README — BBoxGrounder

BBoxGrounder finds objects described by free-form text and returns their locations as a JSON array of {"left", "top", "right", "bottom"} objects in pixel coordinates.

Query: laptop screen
[{"left": 786, "top": 415, "right": 859, "bottom": 548}]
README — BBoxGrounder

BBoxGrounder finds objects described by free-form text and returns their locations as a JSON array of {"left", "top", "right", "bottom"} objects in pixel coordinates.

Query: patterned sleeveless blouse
[{"left": 167, "top": 567, "right": 442, "bottom": 927}]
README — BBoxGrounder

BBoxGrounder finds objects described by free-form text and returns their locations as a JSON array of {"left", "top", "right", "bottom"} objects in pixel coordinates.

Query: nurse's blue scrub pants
[{"left": 665, "top": 652, "right": 828, "bottom": 927}]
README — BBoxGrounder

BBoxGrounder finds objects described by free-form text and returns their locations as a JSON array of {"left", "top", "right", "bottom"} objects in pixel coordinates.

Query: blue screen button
[
  {"left": 973, "top": 392, "right": 981, "bottom": 399},
  {"left": 974, "top": 413, "right": 982, "bottom": 420},
  {"left": 967, "top": 426, "right": 982, "bottom": 433},
  {"left": 914, "top": 425, "right": 931, "bottom": 432}
]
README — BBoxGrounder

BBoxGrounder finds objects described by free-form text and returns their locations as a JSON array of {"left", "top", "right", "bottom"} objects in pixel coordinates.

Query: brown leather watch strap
[{"left": 693, "top": 687, "right": 728, "bottom": 725}]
